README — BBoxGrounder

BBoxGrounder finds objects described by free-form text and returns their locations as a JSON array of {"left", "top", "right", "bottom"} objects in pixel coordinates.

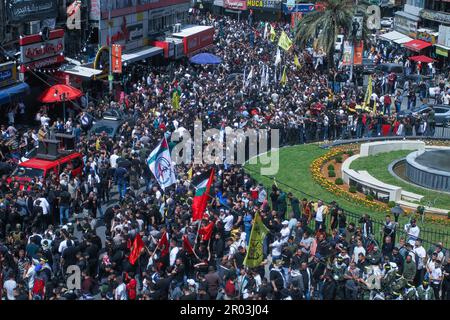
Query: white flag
[
  {"left": 260, "top": 65, "right": 265, "bottom": 88},
  {"left": 147, "top": 136, "right": 176, "bottom": 191},
  {"left": 265, "top": 65, "right": 269, "bottom": 86},
  {"left": 275, "top": 48, "right": 281, "bottom": 66},
  {"left": 263, "top": 22, "right": 269, "bottom": 40}
]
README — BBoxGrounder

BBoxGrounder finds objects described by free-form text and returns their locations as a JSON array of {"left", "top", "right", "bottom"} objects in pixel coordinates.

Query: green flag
[{"left": 243, "top": 212, "right": 269, "bottom": 268}]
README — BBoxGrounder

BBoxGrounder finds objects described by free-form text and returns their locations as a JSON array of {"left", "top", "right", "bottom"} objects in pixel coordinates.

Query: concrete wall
[{"left": 360, "top": 140, "right": 425, "bottom": 157}]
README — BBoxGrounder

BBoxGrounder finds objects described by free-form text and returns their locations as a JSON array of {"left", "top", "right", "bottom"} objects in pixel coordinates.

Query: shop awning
[
  {"left": 64, "top": 65, "right": 103, "bottom": 78},
  {"left": 0, "top": 82, "right": 30, "bottom": 105},
  {"left": 394, "top": 11, "right": 421, "bottom": 22},
  {"left": 121, "top": 46, "right": 163, "bottom": 64},
  {"left": 409, "top": 55, "right": 436, "bottom": 63},
  {"left": 393, "top": 36, "right": 413, "bottom": 44},
  {"left": 379, "top": 31, "right": 407, "bottom": 42},
  {"left": 403, "top": 39, "right": 432, "bottom": 52}
]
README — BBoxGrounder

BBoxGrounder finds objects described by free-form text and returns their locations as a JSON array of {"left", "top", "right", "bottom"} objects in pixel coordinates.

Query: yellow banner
[
  {"left": 243, "top": 212, "right": 269, "bottom": 268},
  {"left": 270, "top": 25, "right": 276, "bottom": 42},
  {"left": 278, "top": 31, "right": 293, "bottom": 51}
]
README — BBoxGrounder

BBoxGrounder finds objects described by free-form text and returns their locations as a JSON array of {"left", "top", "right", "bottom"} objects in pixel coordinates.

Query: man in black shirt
[{"left": 269, "top": 260, "right": 285, "bottom": 300}]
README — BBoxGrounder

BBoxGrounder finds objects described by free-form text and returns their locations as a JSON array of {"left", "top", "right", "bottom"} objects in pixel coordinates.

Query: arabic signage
[
  {"left": 282, "top": 2, "right": 315, "bottom": 14},
  {"left": 420, "top": 9, "right": 450, "bottom": 25},
  {"left": 6, "top": 0, "right": 58, "bottom": 23},
  {"left": 247, "top": 0, "right": 281, "bottom": 10},
  {"left": 0, "top": 62, "right": 18, "bottom": 89},
  {"left": 19, "top": 29, "right": 65, "bottom": 68},
  {"left": 223, "top": 0, "right": 247, "bottom": 10},
  {"left": 112, "top": 44, "right": 122, "bottom": 73}
]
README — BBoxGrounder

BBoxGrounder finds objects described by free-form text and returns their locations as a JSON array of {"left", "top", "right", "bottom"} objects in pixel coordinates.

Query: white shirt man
[
  {"left": 413, "top": 242, "right": 427, "bottom": 270},
  {"left": 315, "top": 203, "right": 326, "bottom": 223},
  {"left": 110, "top": 151, "right": 119, "bottom": 169},
  {"left": 280, "top": 222, "right": 290, "bottom": 243},
  {"left": 404, "top": 222, "right": 420, "bottom": 246},
  {"left": 222, "top": 212, "right": 234, "bottom": 233},
  {"left": 4, "top": 277, "right": 17, "bottom": 300},
  {"left": 169, "top": 246, "right": 179, "bottom": 267},
  {"left": 35, "top": 197, "right": 50, "bottom": 215},
  {"left": 353, "top": 241, "right": 366, "bottom": 263},
  {"left": 270, "top": 239, "right": 283, "bottom": 258}
]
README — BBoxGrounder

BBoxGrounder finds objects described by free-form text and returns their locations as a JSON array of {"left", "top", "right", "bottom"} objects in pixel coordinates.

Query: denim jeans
[
  {"left": 60, "top": 206, "right": 70, "bottom": 224},
  {"left": 118, "top": 183, "right": 127, "bottom": 200}
]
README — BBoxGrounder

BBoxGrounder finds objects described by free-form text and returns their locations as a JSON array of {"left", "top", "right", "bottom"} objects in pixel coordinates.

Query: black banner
[{"left": 7, "top": 0, "right": 58, "bottom": 23}]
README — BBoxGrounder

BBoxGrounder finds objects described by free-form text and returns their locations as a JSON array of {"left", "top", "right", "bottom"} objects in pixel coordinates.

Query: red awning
[
  {"left": 403, "top": 39, "right": 432, "bottom": 52},
  {"left": 39, "top": 84, "right": 83, "bottom": 103},
  {"left": 409, "top": 55, "right": 436, "bottom": 63}
]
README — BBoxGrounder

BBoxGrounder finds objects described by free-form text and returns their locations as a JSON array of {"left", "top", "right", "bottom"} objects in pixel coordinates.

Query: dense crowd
[{"left": 0, "top": 13, "right": 449, "bottom": 301}]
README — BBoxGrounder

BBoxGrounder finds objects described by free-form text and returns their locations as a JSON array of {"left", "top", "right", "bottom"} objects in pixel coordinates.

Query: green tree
[{"left": 295, "top": 0, "right": 369, "bottom": 69}]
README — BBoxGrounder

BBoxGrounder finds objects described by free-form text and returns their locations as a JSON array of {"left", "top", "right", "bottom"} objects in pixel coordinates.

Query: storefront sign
[
  {"left": 213, "top": 0, "right": 224, "bottom": 5},
  {"left": 247, "top": 0, "right": 281, "bottom": 10},
  {"left": 394, "top": 15, "right": 418, "bottom": 38},
  {"left": 112, "top": 44, "right": 122, "bottom": 73},
  {"left": 420, "top": 9, "right": 450, "bottom": 25},
  {"left": 438, "top": 25, "right": 450, "bottom": 48},
  {"left": 6, "top": 0, "right": 58, "bottom": 23},
  {"left": 223, "top": 0, "right": 247, "bottom": 10},
  {"left": 100, "top": 0, "right": 191, "bottom": 19},
  {"left": 90, "top": 0, "right": 101, "bottom": 20},
  {"left": 282, "top": 2, "right": 315, "bottom": 14},
  {"left": 436, "top": 46, "right": 448, "bottom": 58},
  {"left": 353, "top": 41, "right": 364, "bottom": 65},
  {"left": 0, "top": 62, "right": 17, "bottom": 89},
  {"left": 19, "top": 29, "right": 65, "bottom": 68}
]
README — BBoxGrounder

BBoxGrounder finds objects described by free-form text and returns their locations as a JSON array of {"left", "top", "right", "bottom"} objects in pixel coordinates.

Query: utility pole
[{"left": 108, "top": 3, "right": 113, "bottom": 95}]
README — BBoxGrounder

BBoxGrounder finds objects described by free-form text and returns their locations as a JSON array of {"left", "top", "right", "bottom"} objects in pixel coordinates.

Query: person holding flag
[
  {"left": 192, "top": 169, "right": 215, "bottom": 222},
  {"left": 278, "top": 31, "right": 293, "bottom": 51},
  {"left": 147, "top": 136, "right": 177, "bottom": 191},
  {"left": 243, "top": 212, "right": 269, "bottom": 269}
]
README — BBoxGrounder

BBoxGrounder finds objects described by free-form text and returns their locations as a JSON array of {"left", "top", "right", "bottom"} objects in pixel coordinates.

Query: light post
[{"left": 108, "top": 2, "right": 113, "bottom": 95}]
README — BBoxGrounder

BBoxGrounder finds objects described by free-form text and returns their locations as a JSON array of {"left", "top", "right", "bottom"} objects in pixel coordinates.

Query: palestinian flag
[{"left": 192, "top": 169, "right": 215, "bottom": 221}]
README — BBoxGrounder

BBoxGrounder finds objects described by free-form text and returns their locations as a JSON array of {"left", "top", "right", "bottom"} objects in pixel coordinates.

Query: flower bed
[{"left": 311, "top": 145, "right": 450, "bottom": 226}]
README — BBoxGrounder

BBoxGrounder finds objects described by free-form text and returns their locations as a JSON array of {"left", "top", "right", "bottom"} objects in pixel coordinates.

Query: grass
[
  {"left": 350, "top": 150, "right": 450, "bottom": 210},
  {"left": 244, "top": 144, "right": 450, "bottom": 244}
]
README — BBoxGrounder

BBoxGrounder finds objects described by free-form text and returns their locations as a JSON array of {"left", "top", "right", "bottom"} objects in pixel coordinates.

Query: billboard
[
  {"left": 0, "top": 62, "right": 18, "bottom": 89},
  {"left": 19, "top": 29, "right": 65, "bottom": 69},
  {"left": 112, "top": 44, "right": 122, "bottom": 73},
  {"left": 7, "top": 0, "right": 58, "bottom": 23},
  {"left": 224, "top": 0, "right": 247, "bottom": 10}
]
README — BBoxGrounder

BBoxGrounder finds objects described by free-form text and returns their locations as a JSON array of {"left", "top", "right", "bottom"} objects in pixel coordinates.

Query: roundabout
[{"left": 245, "top": 139, "right": 450, "bottom": 247}]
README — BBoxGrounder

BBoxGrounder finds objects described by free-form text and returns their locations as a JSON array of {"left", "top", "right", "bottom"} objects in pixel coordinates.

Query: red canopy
[
  {"left": 409, "top": 55, "right": 436, "bottom": 63},
  {"left": 39, "top": 84, "right": 82, "bottom": 103},
  {"left": 403, "top": 39, "right": 432, "bottom": 52}
]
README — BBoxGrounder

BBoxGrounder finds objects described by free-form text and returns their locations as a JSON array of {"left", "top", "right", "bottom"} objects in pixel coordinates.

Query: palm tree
[{"left": 295, "top": 0, "right": 368, "bottom": 69}]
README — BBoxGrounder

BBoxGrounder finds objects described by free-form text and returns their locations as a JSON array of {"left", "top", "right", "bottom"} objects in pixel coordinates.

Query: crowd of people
[{"left": 0, "top": 12, "right": 449, "bottom": 301}]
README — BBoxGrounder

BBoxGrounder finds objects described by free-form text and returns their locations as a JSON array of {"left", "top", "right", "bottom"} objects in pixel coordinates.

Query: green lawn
[
  {"left": 244, "top": 144, "right": 450, "bottom": 247},
  {"left": 350, "top": 150, "right": 450, "bottom": 210}
]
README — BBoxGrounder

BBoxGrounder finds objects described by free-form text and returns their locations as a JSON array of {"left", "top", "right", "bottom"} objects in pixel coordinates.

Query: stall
[{"left": 171, "top": 25, "right": 215, "bottom": 57}]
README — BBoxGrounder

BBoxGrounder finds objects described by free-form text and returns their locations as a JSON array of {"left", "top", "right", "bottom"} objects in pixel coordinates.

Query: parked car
[
  {"left": 90, "top": 109, "right": 135, "bottom": 138},
  {"left": 398, "top": 104, "right": 450, "bottom": 127},
  {"left": 380, "top": 17, "right": 394, "bottom": 28}
]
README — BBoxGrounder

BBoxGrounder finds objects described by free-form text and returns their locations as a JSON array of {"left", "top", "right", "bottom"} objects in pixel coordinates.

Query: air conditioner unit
[
  {"left": 27, "top": 21, "right": 41, "bottom": 35},
  {"left": 173, "top": 23, "right": 181, "bottom": 33}
]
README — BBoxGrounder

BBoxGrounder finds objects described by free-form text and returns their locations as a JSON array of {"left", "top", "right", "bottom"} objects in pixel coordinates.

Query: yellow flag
[
  {"left": 278, "top": 31, "right": 293, "bottom": 51},
  {"left": 280, "top": 65, "right": 287, "bottom": 85},
  {"left": 269, "top": 24, "right": 276, "bottom": 42},
  {"left": 243, "top": 212, "right": 269, "bottom": 268},
  {"left": 172, "top": 91, "right": 180, "bottom": 110},
  {"left": 294, "top": 54, "right": 301, "bottom": 69},
  {"left": 187, "top": 167, "right": 193, "bottom": 180},
  {"left": 363, "top": 75, "right": 374, "bottom": 112}
]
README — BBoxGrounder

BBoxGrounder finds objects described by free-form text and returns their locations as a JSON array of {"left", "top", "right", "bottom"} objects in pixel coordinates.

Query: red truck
[{"left": 8, "top": 152, "right": 83, "bottom": 188}]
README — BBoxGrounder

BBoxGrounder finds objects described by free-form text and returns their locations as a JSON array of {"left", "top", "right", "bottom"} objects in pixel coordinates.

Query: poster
[
  {"left": 7, "top": 0, "right": 58, "bottom": 23},
  {"left": 112, "top": 44, "right": 122, "bottom": 73}
]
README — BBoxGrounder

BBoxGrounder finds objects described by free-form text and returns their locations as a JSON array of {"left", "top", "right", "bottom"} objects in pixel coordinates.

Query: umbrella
[
  {"left": 409, "top": 55, "right": 436, "bottom": 63},
  {"left": 39, "top": 84, "right": 82, "bottom": 103},
  {"left": 189, "top": 53, "right": 222, "bottom": 65},
  {"left": 39, "top": 84, "right": 83, "bottom": 123}
]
